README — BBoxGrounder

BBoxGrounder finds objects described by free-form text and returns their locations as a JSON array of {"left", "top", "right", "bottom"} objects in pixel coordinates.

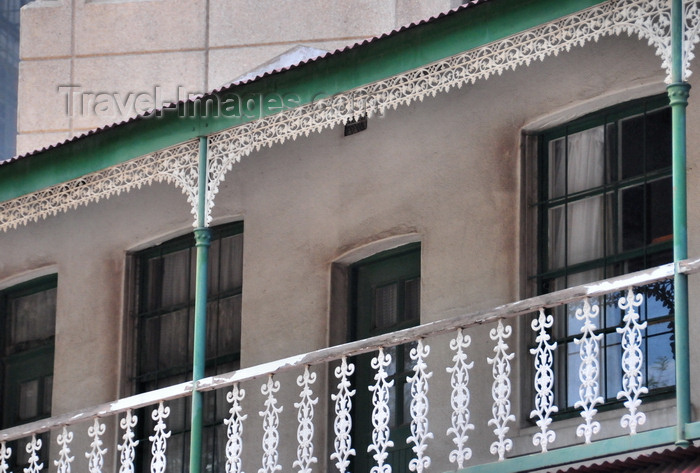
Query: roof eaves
[{"left": 1, "top": 0, "right": 490, "bottom": 166}]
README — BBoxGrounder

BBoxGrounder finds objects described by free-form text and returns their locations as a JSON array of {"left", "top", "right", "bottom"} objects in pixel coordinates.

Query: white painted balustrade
[{"left": 0, "top": 261, "right": 695, "bottom": 473}]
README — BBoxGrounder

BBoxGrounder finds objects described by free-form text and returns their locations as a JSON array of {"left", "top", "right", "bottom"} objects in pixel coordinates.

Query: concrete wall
[
  {"left": 2, "top": 32, "right": 698, "bottom": 471},
  {"left": 16, "top": 0, "right": 453, "bottom": 155}
]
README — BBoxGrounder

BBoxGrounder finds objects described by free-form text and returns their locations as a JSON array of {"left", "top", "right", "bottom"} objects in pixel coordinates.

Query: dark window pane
[
  {"left": 647, "top": 332, "right": 675, "bottom": 390},
  {"left": 159, "top": 309, "right": 190, "bottom": 371},
  {"left": 621, "top": 185, "right": 645, "bottom": 251},
  {"left": 620, "top": 113, "right": 644, "bottom": 180},
  {"left": 374, "top": 283, "right": 398, "bottom": 330},
  {"left": 219, "top": 233, "right": 244, "bottom": 293},
  {"left": 10, "top": 287, "right": 56, "bottom": 345},
  {"left": 549, "top": 137, "right": 566, "bottom": 198},
  {"left": 216, "top": 295, "right": 242, "bottom": 358},
  {"left": 404, "top": 278, "right": 420, "bottom": 323},
  {"left": 645, "top": 107, "right": 672, "bottom": 173},
  {"left": 648, "top": 177, "right": 672, "bottom": 244},
  {"left": 161, "top": 249, "right": 191, "bottom": 308},
  {"left": 2, "top": 277, "right": 56, "bottom": 430},
  {"left": 18, "top": 379, "right": 39, "bottom": 421}
]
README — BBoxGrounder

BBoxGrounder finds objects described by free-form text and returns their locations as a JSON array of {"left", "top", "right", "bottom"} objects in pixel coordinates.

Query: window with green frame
[
  {"left": 1, "top": 274, "right": 57, "bottom": 471},
  {"left": 131, "top": 222, "right": 243, "bottom": 473},
  {"left": 535, "top": 95, "right": 675, "bottom": 409},
  {"left": 349, "top": 243, "right": 420, "bottom": 473}
]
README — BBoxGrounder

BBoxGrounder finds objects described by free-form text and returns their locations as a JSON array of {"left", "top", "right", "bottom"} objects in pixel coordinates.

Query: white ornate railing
[{"left": 0, "top": 260, "right": 697, "bottom": 473}]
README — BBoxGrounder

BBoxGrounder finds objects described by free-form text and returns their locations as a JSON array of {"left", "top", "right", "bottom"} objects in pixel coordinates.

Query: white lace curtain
[{"left": 548, "top": 125, "right": 607, "bottom": 285}]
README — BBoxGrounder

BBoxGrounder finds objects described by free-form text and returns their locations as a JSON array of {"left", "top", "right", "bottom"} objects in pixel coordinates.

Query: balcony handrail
[{"left": 2, "top": 257, "right": 698, "bottom": 444}]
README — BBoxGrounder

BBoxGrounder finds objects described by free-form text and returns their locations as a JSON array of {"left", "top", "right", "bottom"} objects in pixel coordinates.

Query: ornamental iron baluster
[
  {"left": 573, "top": 298, "right": 604, "bottom": 443},
  {"left": 330, "top": 357, "right": 356, "bottom": 473},
  {"left": 86, "top": 418, "right": 107, "bottom": 473},
  {"left": 149, "top": 402, "right": 171, "bottom": 473},
  {"left": 24, "top": 434, "right": 43, "bottom": 473},
  {"left": 530, "top": 308, "right": 558, "bottom": 452},
  {"left": 225, "top": 383, "right": 247, "bottom": 473},
  {"left": 446, "top": 328, "right": 475, "bottom": 469},
  {"left": 259, "top": 375, "right": 283, "bottom": 473},
  {"left": 616, "top": 288, "right": 648, "bottom": 434},
  {"left": 55, "top": 426, "right": 74, "bottom": 473},
  {"left": 367, "top": 348, "right": 394, "bottom": 473},
  {"left": 293, "top": 366, "right": 318, "bottom": 473},
  {"left": 0, "top": 442, "right": 10, "bottom": 473},
  {"left": 118, "top": 410, "right": 139, "bottom": 473},
  {"left": 406, "top": 339, "right": 433, "bottom": 473},
  {"left": 487, "top": 320, "right": 515, "bottom": 460}
]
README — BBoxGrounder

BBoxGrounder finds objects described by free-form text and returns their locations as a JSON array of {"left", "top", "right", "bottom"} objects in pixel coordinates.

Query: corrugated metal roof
[
  {"left": 555, "top": 446, "right": 700, "bottom": 473},
  {"left": 2, "top": 0, "right": 490, "bottom": 166}
]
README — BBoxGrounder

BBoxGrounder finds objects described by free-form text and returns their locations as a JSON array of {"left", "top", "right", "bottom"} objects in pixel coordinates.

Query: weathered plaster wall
[
  {"left": 16, "top": 0, "right": 454, "bottom": 155},
  {"left": 1, "top": 31, "right": 698, "bottom": 471}
]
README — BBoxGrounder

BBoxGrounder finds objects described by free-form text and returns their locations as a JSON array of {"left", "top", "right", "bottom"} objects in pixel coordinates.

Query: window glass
[
  {"left": 133, "top": 222, "right": 243, "bottom": 473},
  {"left": 537, "top": 95, "right": 674, "bottom": 409},
  {"left": 350, "top": 244, "right": 420, "bottom": 473},
  {"left": 1, "top": 276, "right": 56, "bottom": 472}
]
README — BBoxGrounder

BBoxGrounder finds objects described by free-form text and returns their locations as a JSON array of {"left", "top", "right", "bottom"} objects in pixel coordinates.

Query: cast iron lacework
[
  {"left": 573, "top": 299, "right": 604, "bottom": 444},
  {"left": 293, "top": 366, "right": 318, "bottom": 473},
  {"left": 224, "top": 383, "right": 246, "bottom": 473},
  {"left": 55, "top": 426, "right": 74, "bottom": 473},
  {"left": 0, "top": 139, "right": 199, "bottom": 232},
  {"left": 118, "top": 410, "right": 139, "bottom": 473},
  {"left": 25, "top": 434, "right": 43, "bottom": 473},
  {"left": 406, "top": 339, "right": 433, "bottom": 473},
  {"left": 446, "top": 328, "right": 474, "bottom": 469},
  {"left": 2, "top": 0, "right": 700, "bottom": 230},
  {"left": 330, "top": 357, "right": 356, "bottom": 473},
  {"left": 487, "top": 320, "right": 515, "bottom": 461},
  {"left": 367, "top": 348, "right": 394, "bottom": 473}
]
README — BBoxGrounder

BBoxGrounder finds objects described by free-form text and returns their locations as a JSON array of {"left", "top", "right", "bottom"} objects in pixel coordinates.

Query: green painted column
[
  {"left": 189, "top": 136, "right": 210, "bottom": 473},
  {"left": 668, "top": 0, "right": 691, "bottom": 447}
]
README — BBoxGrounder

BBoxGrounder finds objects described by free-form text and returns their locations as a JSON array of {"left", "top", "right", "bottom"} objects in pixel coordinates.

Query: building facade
[
  {"left": 1, "top": 1, "right": 700, "bottom": 473},
  {"left": 16, "top": 0, "right": 458, "bottom": 156}
]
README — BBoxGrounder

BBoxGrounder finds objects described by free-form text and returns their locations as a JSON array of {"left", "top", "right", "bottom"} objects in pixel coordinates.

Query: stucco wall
[{"left": 1, "top": 32, "right": 698, "bottom": 471}]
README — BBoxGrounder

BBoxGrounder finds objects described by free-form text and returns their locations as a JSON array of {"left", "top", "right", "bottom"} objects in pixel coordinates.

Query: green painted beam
[
  {"left": 0, "top": 0, "right": 605, "bottom": 203},
  {"left": 684, "top": 421, "right": 700, "bottom": 438},
  {"left": 462, "top": 428, "right": 677, "bottom": 473}
]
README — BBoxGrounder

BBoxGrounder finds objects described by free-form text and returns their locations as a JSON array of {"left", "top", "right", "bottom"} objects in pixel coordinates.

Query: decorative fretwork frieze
[
  {"left": 4, "top": 0, "right": 700, "bottom": 230},
  {"left": 203, "top": 0, "right": 700, "bottom": 212},
  {"left": 0, "top": 140, "right": 199, "bottom": 232}
]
